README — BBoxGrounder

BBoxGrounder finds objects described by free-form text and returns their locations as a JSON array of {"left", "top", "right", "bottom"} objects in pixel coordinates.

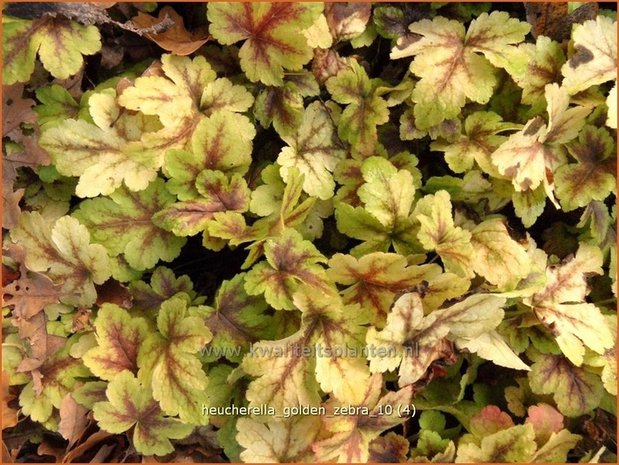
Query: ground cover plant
[{"left": 1, "top": 1, "right": 617, "bottom": 462}]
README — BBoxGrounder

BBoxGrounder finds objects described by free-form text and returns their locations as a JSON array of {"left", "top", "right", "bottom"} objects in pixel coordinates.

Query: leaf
[
  {"left": 335, "top": 157, "right": 421, "bottom": 256},
  {"left": 3, "top": 267, "right": 60, "bottom": 323},
  {"left": 131, "top": 6, "right": 209, "bottom": 56},
  {"left": 528, "top": 244, "right": 613, "bottom": 366},
  {"left": 514, "top": 36, "right": 566, "bottom": 110},
  {"left": 58, "top": 393, "right": 88, "bottom": 448},
  {"left": 469, "top": 405, "right": 514, "bottom": 438},
  {"left": 513, "top": 185, "right": 547, "bottom": 228},
  {"left": 492, "top": 84, "right": 590, "bottom": 198},
  {"left": 74, "top": 178, "right": 186, "bottom": 270},
  {"left": 242, "top": 287, "right": 370, "bottom": 412},
  {"left": 313, "top": 374, "right": 413, "bottom": 463},
  {"left": 555, "top": 125, "right": 616, "bottom": 211},
  {"left": 200, "top": 78, "right": 254, "bottom": 116},
  {"left": 154, "top": 172, "right": 251, "bottom": 237},
  {"left": 528, "top": 353, "right": 604, "bottom": 417},
  {"left": 456, "top": 330, "right": 530, "bottom": 371},
  {"left": 244, "top": 229, "right": 332, "bottom": 310},
  {"left": 431, "top": 111, "right": 519, "bottom": 176},
  {"left": 38, "top": 92, "right": 164, "bottom": 198},
  {"left": 525, "top": 403, "right": 564, "bottom": 444},
  {"left": 391, "top": 12, "right": 530, "bottom": 129},
  {"left": 197, "top": 273, "right": 271, "bottom": 362},
  {"left": 93, "top": 371, "right": 193, "bottom": 456},
  {"left": 470, "top": 217, "right": 531, "bottom": 288},
  {"left": 83, "top": 304, "right": 149, "bottom": 381},
  {"left": 277, "top": 101, "right": 346, "bottom": 200},
  {"left": 367, "top": 292, "right": 505, "bottom": 386},
  {"left": 10, "top": 213, "right": 111, "bottom": 306},
  {"left": 324, "top": 3, "right": 372, "bottom": 42},
  {"left": 327, "top": 252, "right": 441, "bottom": 326},
  {"left": 207, "top": 2, "right": 322, "bottom": 86},
  {"left": 358, "top": 157, "right": 415, "bottom": 229},
  {"left": 130, "top": 266, "right": 195, "bottom": 313},
  {"left": 2, "top": 15, "right": 101, "bottom": 84},
  {"left": 253, "top": 76, "right": 319, "bottom": 138},
  {"left": 118, "top": 54, "right": 215, "bottom": 123},
  {"left": 531, "top": 429, "right": 581, "bottom": 462},
  {"left": 137, "top": 297, "right": 212, "bottom": 424},
  {"left": 236, "top": 416, "right": 320, "bottom": 462},
  {"left": 164, "top": 112, "right": 256, "bottom": 201},
  {"left": 19, "top": 344, "right": 89, "bottom": 425},
  {"left": 369, "top": 432, "right": 410, "bottom": 463},
  {"left": 561, "top": 16, "right": 617, "bottom": 95},
  {"left": 455, "top": 424, "right": 537, "bottom": 462},
  {"left": 414, "top": 191, "right": 474, "bottom": 278},
  {"left": 3, "top": 83, "right": 37, "bottom": 139},
  {"left": 326, "top": 61, "right": 389, "bottom": 158}
]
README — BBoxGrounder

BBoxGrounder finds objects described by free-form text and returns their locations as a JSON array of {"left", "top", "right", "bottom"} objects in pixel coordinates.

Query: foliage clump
[{"left": 2, "top": 2, "right": 617, "bottom": 462}]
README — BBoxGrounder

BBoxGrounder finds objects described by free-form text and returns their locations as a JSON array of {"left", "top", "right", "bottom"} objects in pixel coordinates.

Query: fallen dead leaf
[
  {"left": 131, "top": 6, "right": 209, "bottom": 56},
  {"left": 1, "top": 373, "right": 18, "bottom": 431},
  {"left": 59, "top": 394, "right": 89, "bottom": 449}
]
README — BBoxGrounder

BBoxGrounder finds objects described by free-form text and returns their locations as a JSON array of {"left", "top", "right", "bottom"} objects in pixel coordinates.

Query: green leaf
[
  {"left": 39, "top": 90, "right": 164, "bottom": 198},
  {"left": 326, "top": 61, "right": 389, "bottom": 158},
  {"left": 164, "top": 112, "right": 256, "bottom": 201},
  {"left": 327, "top": 252, "right": 441, "bottom": 326},
  {"left": 130, "top": 266, "right": 195, "bottom": 313},
  {"left": 138, "top": 297, "right": 212, "bottom": 424},
  {"left": 277, "top": 101, "right": 346, "bottom": 200},
  {"left": 3, "top": 16, "right": 101, "bottom": 84},
  {"left": 358, "top": 157, "right": 415, "bottom": 228},
  {"left": 561, "top": 16, "right": 617, "bottom": 95},
  {"left": 254, "top": 72, "right": 320, "bottom": 137},
  {"left": 514, "top": 36, "right": 566, "bottom": 111},
  {"left": 74, "top": 178, "right": 185, "bottom": 270},
  {"left": 528, "top": 353, "right": 604, "bottom": 417},
  {"left": 118, "top": 54, "right": 215, "bottom": 125},
  {"left": 335, "top": 157, "right": 421, "bottom": 256},
  {"left": 431, "top": 111, "right": 519, "bottom": 176},
  {"left": 244, "top": 229, "right": 332, "bottom": 310},
  {"left": 237, "top": 416, "right": 320, "bottom": 462},
  {"left": 242, "top": 287, "right": 370, "bottom": 411},
  {"left": 200, "top": 78, "right": 254, "bottom": 116},
  {"left": 455, "top": 424, "right": 537, "bottom": 462},
  {"left": 513, "top": 185, "right": 547, "bottom": 228},
  {"left": 34, "top": 84, "right": 80, "bottom": 129},
  {"left": 207, "top": 2, "right": 322, "bottom": 86},
  {"left": 10, "top": 213, "right": 111, "bottom": 306},
  {"left": 531, "top": 429, "right": 581, "bottom": 462},
  {"left": 313, "top": 374, "right": 412, "bottom": 462},
  {"left": 414, "top": 191, "right": 474, "bottom": 278},
  {"left": 470, "top": 217, "right": 531, "bottom": 289},
  {"left": 391, "top": 12, "right": 530, "bottom": 129},
  {"left": 196, "top": 273, "right": 271, "bottom": 362},
  {"left": 83, "top": 304, "right": 149, "bottom": 381},
  {"left": 154, "top": 172, "right": 250, "bottom": 237},
  {"left": 555, "top": 125, "right": 616, "bottom": 211},
  {"left": 93, "top": 372, "right": 192, "bottom": 456}
]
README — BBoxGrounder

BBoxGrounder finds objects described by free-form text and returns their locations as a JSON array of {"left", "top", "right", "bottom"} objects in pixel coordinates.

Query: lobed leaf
[
  {"left": 93, "top": 372, "right": 192, "bottom": 456},
  {"left": 74, "top": 178, "right": 185, "bottom": 270},
  {"left": 207, "top": 3, "right": 322, "bottom": 86}
]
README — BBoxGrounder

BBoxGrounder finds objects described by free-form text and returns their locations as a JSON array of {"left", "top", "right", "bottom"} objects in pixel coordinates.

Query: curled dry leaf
[{"left": 132, "top": 6, "right": 209, "bottom": 56}]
